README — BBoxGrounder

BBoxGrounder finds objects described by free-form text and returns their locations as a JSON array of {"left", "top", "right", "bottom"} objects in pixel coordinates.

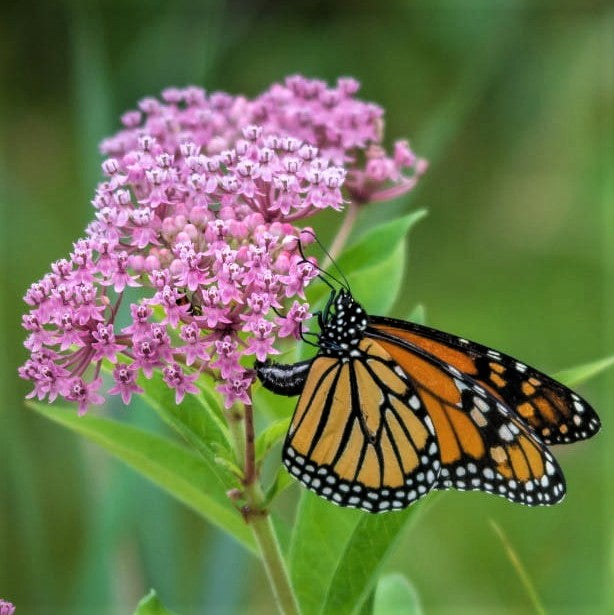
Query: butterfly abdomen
[{"left": 255, "top": 359, "right": 311, "bottom": 396}]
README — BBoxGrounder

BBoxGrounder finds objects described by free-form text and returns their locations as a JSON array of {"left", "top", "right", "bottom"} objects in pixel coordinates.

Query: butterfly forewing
[
  {"left": 369, "top": 317, "right": 600, "bottom": 446},
  {"left": 369, "top": 328, "right": 567, "bottom": 505},
  {"left": 283, "top": 339, "right": 440, "bottom": 512}
]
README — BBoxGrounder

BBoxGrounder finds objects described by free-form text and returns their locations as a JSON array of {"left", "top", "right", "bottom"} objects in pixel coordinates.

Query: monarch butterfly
[{"left": 256, "top": 286, "right": 600, "bottom": 513}]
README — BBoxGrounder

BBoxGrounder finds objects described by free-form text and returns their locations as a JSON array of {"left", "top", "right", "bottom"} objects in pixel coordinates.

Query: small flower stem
[
  {"left": 227, "top": 401, "right": 301, "bottom": 615},
  {"left": 328, "top": 201, "right": 358, "bottom": 262},
  {"left": 243, "top": 402, "right": 257, "bottom": 486}
]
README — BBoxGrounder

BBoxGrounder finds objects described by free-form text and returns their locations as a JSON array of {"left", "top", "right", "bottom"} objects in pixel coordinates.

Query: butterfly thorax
[{"left": 318, "top": 289, "right": 368, "bottom": 358}]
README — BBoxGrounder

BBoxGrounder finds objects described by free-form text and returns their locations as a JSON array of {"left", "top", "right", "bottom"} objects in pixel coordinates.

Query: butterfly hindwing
[
  {"left": 369, "top": 316, "right": 600, "bottom": 445},
  {"left": 283, "top": 340, "right": 440, "bottom": 512},
  {"left": 368, "top": 329, "right": 567, "bottom": 505}
]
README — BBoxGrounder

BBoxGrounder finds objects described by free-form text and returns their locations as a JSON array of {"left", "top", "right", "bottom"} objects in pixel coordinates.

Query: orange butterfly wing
[
  {"left": 283, "top": 339, "right": 440, "bottom": 512},
  {"left": 369, "top": 317, "right": 600, "bottom": 446},
  {"left": 366, "top": 323, "right": 567, "bottom": 505}
]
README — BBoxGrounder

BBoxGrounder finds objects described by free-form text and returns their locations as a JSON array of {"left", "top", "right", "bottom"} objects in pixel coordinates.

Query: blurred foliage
[{"left": 1, "top": 1, "right": 612, "bottom": 614}]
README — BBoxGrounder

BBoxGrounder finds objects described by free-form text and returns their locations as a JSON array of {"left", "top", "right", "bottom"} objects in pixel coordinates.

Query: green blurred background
[{"left": 2, "top": 1, "right": 612, "bottom": 613}]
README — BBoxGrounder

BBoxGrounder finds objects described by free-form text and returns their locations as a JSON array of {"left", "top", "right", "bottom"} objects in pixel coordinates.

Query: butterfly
[{"left": 256, "top": 287, "right": 600, "bottom": 512}]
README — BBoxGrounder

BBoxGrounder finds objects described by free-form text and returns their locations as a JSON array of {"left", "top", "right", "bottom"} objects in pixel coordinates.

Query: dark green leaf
[
  {"left": 373, "top": 573, "right": 423, "bottom": 615},
  {"left": 28, "top": 402, "right": 256, "bottom": 553}
]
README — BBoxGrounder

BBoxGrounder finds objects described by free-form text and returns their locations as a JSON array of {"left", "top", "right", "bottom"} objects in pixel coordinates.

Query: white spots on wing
[
  {"left": 409, "top": 395, "right": 421, "bottom": 410},
  {"left": 394, "top": 365, "right": 407, "bottom": 380},
  {"left": 483, "top": 468, "right": 495, "bottom": 480},
  {"left": 454, "top": 378, "right": 469, "bottom": 392},
  {"left": 470, "top": 407, "right": 488, "bottom": 428},
  {"left": 474, "top": 396, "right": 490, "bottom": 413},
  {"left": 448, "top": 365, "right": 462, "bottom": 378},
  {"left": 424, "top": 416, "right": 435, "bottom": 435}
]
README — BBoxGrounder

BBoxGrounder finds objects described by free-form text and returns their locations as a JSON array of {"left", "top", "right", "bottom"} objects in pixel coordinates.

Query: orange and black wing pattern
[
  {"left": 369, "top": 317, "right": 600, "bottom": 446},
  {"left": 367, "top": 323, "right": 568, "bottom": 505},
  {"left": 283, "top": 338, "right": 440, "bottom": 512},
  {"left": 258, "top": 288, "right": 598, "bottom": 511}
]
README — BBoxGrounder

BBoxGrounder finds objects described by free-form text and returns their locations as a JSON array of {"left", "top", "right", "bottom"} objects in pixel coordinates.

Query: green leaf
[
  {"left": 28, "top": 402, "right": 256, "bottom": 553},
  {"left": 141, "top": 369, "right": 232, "bottom": 458},
  {"left": 319, "top": 508, "right": 421, "bottom": 615},
  {"left": 253, "top": 379, "right": 300, "bottom": 422},
  {"left": 306, "top": 210, "right": 427, "bottom": 312},
  {"left": 344, "top": 240, "right": 406, "bottom": 315},
  {"left": 289, "top": 500, "right": 419, "bottom": 615},
  {"left": 373, "top": 573, "right": 423, "bottom": 615},
  {"left": 337, "top": 210, "right": 427, "bottom": 274},
  {"left": 290, "top": 490, "right": 439, "bottom": 615},
  {"left": 554, "top": 355, "right": 614, "bottom": 388},
  {"left": 264, "top": 466, "right": 295, "bottom": 506},
  {"left": 256, "top": 416, "right": 291, "bottom": 462},
  {"left": 133, "top": 589, "right": 176, "bottom": 615},
  {"left": 407, "top": 304, "right": 426, "bottom": 325},
  {"left": 289, "top": 493, "right": 363, "bottom": 615},
  {"left": 103, "top": 360, "right": 233, "bottom": 463}
]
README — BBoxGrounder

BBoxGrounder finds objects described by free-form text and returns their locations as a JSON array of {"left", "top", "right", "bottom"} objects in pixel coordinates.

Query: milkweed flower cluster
[
  {"left": 20, "top": 76, "right": 425, "bottom": 414},
  {"left": 252, "top": 75, "right": 428, "bottom": 204}
]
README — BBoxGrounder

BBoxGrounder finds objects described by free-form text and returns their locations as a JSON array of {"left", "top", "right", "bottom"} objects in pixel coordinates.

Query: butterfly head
[{"left": 318, "top": 289, "right": 368, "bottom": 356}]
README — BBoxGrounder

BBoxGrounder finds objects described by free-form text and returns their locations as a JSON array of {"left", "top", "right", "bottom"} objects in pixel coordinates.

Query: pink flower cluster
[
  {"left": 20, "top": 76, "right": 425, "bottom": 414},
  {"left": 252, "top": 75, "right": 428, "bottom": 203},
  {"left": 101, "top": 75, "right": 426, "bottom": 205}
]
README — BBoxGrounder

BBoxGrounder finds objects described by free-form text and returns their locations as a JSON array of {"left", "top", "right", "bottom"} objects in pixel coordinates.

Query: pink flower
[
  {"left": 163, "top": 363, "right": 199, "bottom": 404},
  {"left": 276, "top": 301, "right": 311, "bottom": 338},
  {"left": 0, "top": 599, "right": 16, "bottom": 615},
  {"left": 109, "top": 364, "right": 144, "bottom": 404},
  {"left": 66, "top": 377, "right": 105, "bottom": 416},
  {"left": 19, "top": 78, "right": 426, "bottom": 413},
  {"left": 217, "top": 377, "right": 252, "bottom": 409},
  {"left": 90, "top": 323, "right": 124, "bottom": 363}
]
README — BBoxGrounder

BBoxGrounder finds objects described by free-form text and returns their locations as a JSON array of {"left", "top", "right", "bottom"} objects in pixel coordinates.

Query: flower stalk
[{"left": 230, "top": 399, "right": 301, "bottom": 615}]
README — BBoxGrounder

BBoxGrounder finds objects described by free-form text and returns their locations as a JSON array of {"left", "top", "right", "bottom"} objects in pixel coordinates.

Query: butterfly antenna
[
  {"left": 298, "top": 231, "right": 351, "bottom": 292},
  {"left": 298, "top": 322, "right": 319, "bottom": 348}
]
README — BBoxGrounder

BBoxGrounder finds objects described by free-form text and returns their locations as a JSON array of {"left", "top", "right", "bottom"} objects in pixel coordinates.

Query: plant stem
[
  {"left": 328, "top": 201, "right": 358, "bottom": 262},
  {"left": 228, "top": 402, "right": 301, "bottom": 615},
  {"left": 248, "top": 502, "right": 301, "bottom": 615}
]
